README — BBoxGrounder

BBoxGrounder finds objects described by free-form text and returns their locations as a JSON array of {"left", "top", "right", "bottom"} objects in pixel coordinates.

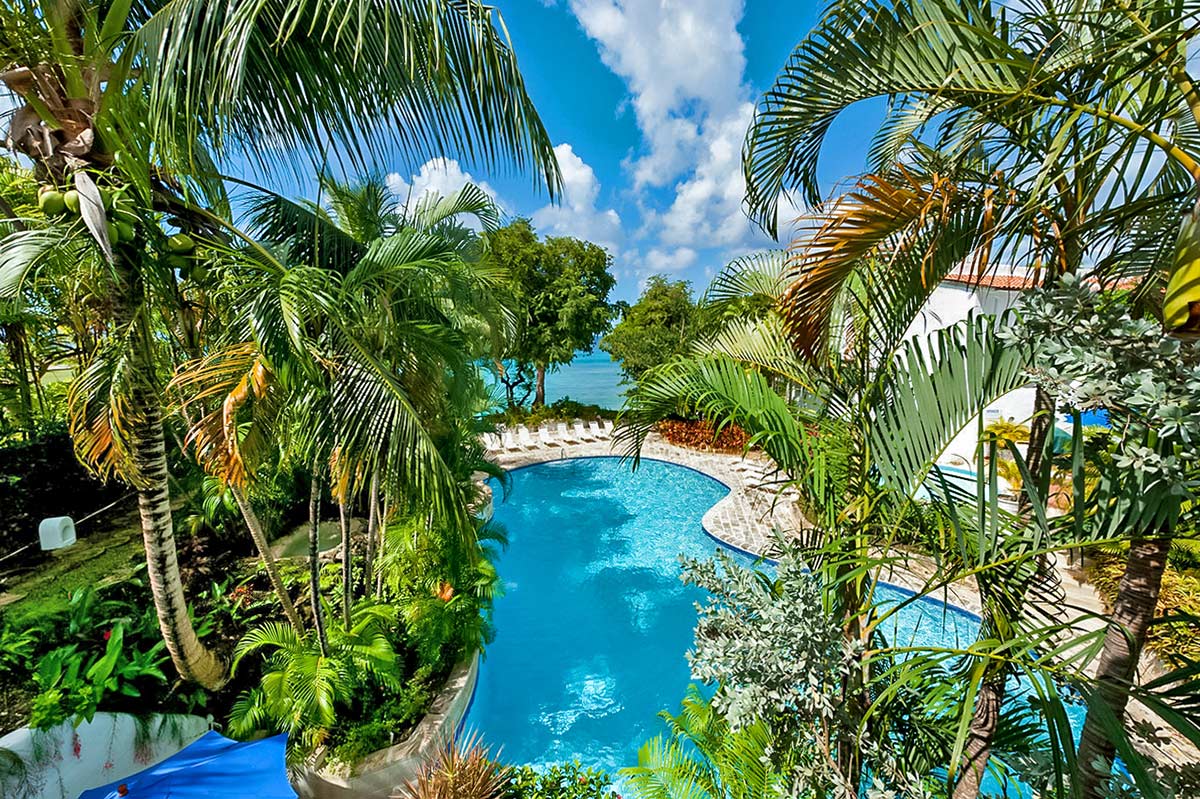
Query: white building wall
[{"left": 902, "top": 283, "right": 1037, "bottom": 468}]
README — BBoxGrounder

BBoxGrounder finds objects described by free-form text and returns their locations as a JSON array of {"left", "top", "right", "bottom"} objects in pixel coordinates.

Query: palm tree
[
  {"left": 623, "top": 686, "right": 783, "bottom": 799},
  {"left": 619, "top": 249, "right": 1037, "bottom": 792},
  {"left": 244, "top": 175, "right": 511, "bottom": 605},
  {"left": 0, "top": 0, "right": 559, "bottom": 688},
  {"left": 618, "top": 251, "right": 1200, "bottom": 796},
  {"left": 740, "top": 3, "right": 1200, "bottom": 792},
  {"left": 173, "top": 178, "right": 509, "bottom": 666}
]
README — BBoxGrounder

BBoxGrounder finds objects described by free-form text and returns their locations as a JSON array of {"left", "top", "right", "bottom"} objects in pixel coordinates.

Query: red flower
[
  {"left": 71, "top": 733, "right": 81, "bottom": 758},
  {"left": 103, "top": 629, "right": 112, "bottom": 641}
]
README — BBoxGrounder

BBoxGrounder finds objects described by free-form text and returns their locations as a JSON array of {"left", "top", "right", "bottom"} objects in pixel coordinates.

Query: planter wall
[
  {"left": 293, "top": 650, "right": 480, "bottom": 799},
  {"left": 0, "top": 712, "right": 210, "bottom": 799}
]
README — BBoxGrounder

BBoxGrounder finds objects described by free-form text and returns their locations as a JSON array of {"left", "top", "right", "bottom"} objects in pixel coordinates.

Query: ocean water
[
  {"left": 462, "top": 457, "right": 1046, "bottom": 782},
  {"left": 485, "top": 350, "right": 627, "bottom": 410}
]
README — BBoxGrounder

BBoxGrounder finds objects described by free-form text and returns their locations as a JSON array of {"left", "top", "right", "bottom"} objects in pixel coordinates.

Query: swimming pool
[{"left": 463, "top": 457, "right": 996, "bottom": 773}]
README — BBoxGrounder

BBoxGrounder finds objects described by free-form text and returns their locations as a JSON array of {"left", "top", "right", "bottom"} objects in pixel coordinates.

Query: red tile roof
[{"left": 941, "top": 268, "right": 1141, "bottom": 292}]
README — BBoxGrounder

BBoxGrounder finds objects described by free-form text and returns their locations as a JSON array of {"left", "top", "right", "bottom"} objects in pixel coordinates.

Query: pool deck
[{"left": 491, "top": 433, "right": 1200, "bottom": 769}]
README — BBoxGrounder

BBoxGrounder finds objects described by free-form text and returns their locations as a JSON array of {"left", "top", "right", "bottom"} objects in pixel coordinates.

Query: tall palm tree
[
  {"left": 0, "top": 0, "right": 559, "bottom": 688},
  {"left": 621, "top": 252, "right": 1200, "bottom": 796},
  {"left": 173, "top": 178, "right": 510, "bottom": 656}
]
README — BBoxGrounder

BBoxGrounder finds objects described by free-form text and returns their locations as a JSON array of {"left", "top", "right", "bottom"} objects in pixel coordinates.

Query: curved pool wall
[{"left": 462, "top": 457, "right": 1005, "bottom": 774}]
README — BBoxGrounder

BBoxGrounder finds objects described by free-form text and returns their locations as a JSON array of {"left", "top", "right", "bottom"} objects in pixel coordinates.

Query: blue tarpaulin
[{"left": 78, "top": 731, "right": 296, "bottom": 799}]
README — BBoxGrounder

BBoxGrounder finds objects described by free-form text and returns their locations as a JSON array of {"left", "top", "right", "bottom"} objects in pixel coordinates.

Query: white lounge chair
[
  {"left": 482, "top": 432, "right": 501, "bottom": 452},
  {"left": 518, "top": 425, "right": 539, "bottom": 449},
  {"left": 574, "top": 419, "right": 596, "bottom": 441},
  {"left": 556, "top": 421, "right": 580, "bottom": 444},
  {"left": 538, "top": 426, "right": 557, "bottom": 447},
  {"left": 589, "top": 420, "right": 605, "bottom": 439},
  {"left": 601, "top": 419, "right": 615, "bottom": 437},
  {"left": 502, "top": 429, "right": 522, "bottom": 452}
]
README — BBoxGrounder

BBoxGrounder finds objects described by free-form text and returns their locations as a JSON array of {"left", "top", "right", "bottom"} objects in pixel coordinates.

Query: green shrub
[
  {"left": 28, "top": 623, "right": 168, "bottom": 728},
  {"left": 502, "top": 762, "right": 613, "bottom": 799},
  {"left": 1087, "top": 554, "right": 1200, "bottom": 664},
  {"left": 486, "top": 398, "right": 617, "bottom": 430},
  {"left": 322, "top": 663, "right": 440, "bottom": 769}
]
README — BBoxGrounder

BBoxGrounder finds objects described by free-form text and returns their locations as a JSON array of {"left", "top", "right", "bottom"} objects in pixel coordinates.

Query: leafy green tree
[
  {"left": 174, "top": 178, "right": 509, "bottom": 658},
  {"left": 601, "top": 276, "right": 698, "bottom": 381},
  {"left": 1005, "top": 278, "right": 1200, "bottom": 796},
  {"left": 490, "top": 220, "right": 615, "bottom": 407},
  {"left": 0, "top": 0, "right": 559, "bottom": 688}
]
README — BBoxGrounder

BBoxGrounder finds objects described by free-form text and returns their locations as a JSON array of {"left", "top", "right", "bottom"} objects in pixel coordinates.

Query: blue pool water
[{"left": 465, "top": 457, "right": 992, "bottom": 773}]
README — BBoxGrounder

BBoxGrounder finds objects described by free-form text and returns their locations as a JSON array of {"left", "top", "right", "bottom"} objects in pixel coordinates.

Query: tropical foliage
[
  {"left": 489, "top": 219, "right": 616, "bottom": 407},
  {"left": 601, "top": 276, "right": 702, "bottom": 380}
]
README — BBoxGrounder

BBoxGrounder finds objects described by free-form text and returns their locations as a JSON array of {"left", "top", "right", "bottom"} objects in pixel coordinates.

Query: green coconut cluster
[
  {"left": 37, "top": 180, "right": 209, "bottom": 283},
  {"left": 164, "top": 232, "right": 209, "bottom": 282},
  {"left": 38, "top": 182, "right": 138, "bottom": 245}
]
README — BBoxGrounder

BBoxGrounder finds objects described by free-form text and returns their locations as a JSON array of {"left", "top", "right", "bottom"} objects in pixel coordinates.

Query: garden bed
[
  {"left": 656, "top": 418, "right": 749, "bottom": 453},
  {"left": 294, "top": 651, "right": 479, "bottom": 799}
]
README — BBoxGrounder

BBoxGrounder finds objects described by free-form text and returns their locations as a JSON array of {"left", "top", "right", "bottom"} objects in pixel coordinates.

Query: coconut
[
  {"left": 167, "top": 232, "right": 196, "bottom": 254},
  {"left": 38, "top": 190, "right": 65, "bottom": 216}
]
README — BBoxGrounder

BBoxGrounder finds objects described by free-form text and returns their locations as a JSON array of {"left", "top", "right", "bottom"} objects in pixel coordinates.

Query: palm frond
[
  {"left": 134, "top": 0, "right": 562, "bottom": 195},
  {"left": 869, "top": 314, "right": 1030, "bottom": 499}
]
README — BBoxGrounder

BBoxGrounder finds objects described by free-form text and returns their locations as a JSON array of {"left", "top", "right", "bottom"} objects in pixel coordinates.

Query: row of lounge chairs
[
  {"left": 482, "top": 419, "right": 615, "bottom": 453},
  {"left": 731, "top": 459, "right": 799, "bottom": 497}
]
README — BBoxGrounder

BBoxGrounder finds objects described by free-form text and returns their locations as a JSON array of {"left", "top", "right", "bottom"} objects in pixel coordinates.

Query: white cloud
[
  {"left": 656, "top": 104, "right": 758, "bottom": 249},
  {"left": 643, "top": 246, "right": 697, "bottom": 273},
  {"left": 565, "top": 0, "right": 799, "bottom": 266},
  {"left": 569, "top": 0, "right": 748, "bottom": 189},
  {"left": 531, "top": 143, "right": 623, "bottom": 254},
  {"left": 386, "top": 157, "right": 499, "bottom": 209}
]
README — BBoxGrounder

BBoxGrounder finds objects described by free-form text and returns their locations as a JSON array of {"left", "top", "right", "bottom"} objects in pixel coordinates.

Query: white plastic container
[{"left": 38, "top": 515, "right": 76, "bottom": 550}]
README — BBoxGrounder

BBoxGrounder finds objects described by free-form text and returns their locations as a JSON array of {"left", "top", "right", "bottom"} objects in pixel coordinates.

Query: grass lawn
[{"left": 0, "top": 502, "right": 144, "bottom": 627}]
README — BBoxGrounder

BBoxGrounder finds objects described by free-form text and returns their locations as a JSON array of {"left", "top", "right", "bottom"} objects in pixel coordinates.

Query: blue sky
[{"left": 352, "top": 2, "right": 884, "bottom": 303}]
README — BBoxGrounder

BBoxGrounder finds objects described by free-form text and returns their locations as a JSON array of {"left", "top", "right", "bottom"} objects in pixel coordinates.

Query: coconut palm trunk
[
  {"left": 113, "top": 251, "right": 227, "bottom": 689},
  {"left": 952, "top": 677, "right": 1005, "bottom": 799},
  {"left": 1076, "top": 536, "right": 1171, "bottom": 799},
  {"left": 340, "top": 500, "right": 352, "bottom": 629},
  {"left": 308, "top": 470, "right": 329, "bottom": 656},
  {"left": 230, "top": 486, "right": 304, "bottom": 632},
  {"left": 130, "top": 382, "right": 227, "bottom": 688}
]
